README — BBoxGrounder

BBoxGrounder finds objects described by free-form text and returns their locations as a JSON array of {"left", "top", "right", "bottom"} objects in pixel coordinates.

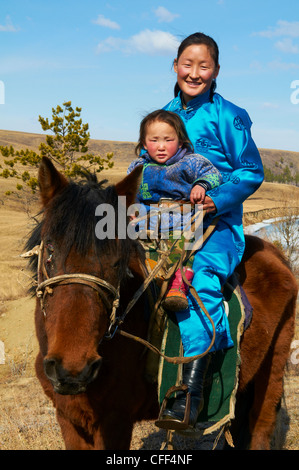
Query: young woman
[
  {"left": 128, "top": 109, "right": 222, "bottom": 311},
  {"left": 155, "top": 32, "right": 264, "bottom": 431}
]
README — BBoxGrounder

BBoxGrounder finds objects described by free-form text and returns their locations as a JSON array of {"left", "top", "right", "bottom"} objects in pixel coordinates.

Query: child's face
[
  {"left": 144, "top": 121, "right": 181, "bottom": 164},
  {"left": 174, "top": 44, "right": 220, "bottom": 104}
]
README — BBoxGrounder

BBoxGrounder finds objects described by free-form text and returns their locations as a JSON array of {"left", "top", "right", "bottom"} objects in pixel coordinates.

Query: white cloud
[
  {"left": 275, "top": 38, "right": 299, "bottom": 54},
  {"left": 96, "top": 36, "right": 125, "bottom": 54},
  {"left": 154, "top": 6, "right": 179, "bottom": 23},
  {"left": 0, "top": 15, "right": 18, "bottom": 32},
  {"left": 92, "top": 14, "right": 120, "bottom": 30},
  {"left": 260, "top": 102, "right": 279, "bottom": 110},
  {"left": 253, "top": 21, "right": 299, "bottom": 56},
  {"left": 131, "top": 30, "right": 179, "bottom": 54},
  {"left": 254, "top": 20, "right": 299, "bottom": 38},
  {"left": 268, "top": 60, "right": 299, "bottom": 71},
  {"left": 96, "top": 29, "right": 179, "bottom": 56}
]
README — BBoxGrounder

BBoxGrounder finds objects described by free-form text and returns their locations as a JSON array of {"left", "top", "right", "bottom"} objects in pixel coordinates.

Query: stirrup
[{"left": 155, "top": 384, "right": 191, "bottom": 431}]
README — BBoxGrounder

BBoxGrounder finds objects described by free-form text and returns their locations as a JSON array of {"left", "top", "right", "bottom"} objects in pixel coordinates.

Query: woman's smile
[{"left": 174, "top": 44, "right": 219, "bottom": 104}]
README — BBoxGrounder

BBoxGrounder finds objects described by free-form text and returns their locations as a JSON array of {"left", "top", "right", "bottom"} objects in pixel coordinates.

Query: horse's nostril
[
  {"left": 43, "top": 356, "right": 102, "bottom": 387},
  {"left": 88, "top": 357, "right": 102, "bottom": 382},
  {"left": 43, "top": 357, "right": 59, "bottom": 382}
]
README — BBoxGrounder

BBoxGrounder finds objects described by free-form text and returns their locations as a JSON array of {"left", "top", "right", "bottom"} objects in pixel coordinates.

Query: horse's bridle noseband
[{"left": 24, "top": 241, "right": 122, "bottom": 340}]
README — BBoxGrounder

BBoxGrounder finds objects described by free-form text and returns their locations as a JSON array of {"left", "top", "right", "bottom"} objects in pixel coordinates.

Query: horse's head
[{"left": 32, "top": 157, "right": 143, "bottom": 395}]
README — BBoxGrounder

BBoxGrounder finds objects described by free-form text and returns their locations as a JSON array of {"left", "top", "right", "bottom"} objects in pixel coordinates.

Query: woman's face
[{"left": 174, "top": 44, "right": 220, "bottom": 104}]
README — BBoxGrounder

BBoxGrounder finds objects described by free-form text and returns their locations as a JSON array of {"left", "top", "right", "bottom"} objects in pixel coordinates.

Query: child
[{"left": 127, "top": 109, "right": 222, "bottom": 311}]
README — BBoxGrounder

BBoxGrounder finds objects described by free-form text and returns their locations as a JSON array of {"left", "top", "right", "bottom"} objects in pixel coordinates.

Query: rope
[{"left": 117, "top": 211, "right": 219, "bottom": 364}]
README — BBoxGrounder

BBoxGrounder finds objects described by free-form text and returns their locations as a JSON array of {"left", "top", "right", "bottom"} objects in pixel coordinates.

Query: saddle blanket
[{"left": 154, "top": 274, "right": 247, "bottom": 437}]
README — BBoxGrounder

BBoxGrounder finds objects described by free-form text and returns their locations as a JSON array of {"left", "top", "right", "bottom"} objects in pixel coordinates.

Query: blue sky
[{"left": 0, "top": 0, "right": 299, "bottom": 152}]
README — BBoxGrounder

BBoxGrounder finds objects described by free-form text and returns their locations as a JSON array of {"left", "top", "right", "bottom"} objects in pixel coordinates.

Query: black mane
[{"left": 25, "top": 173, "right": 136, "bottom": 283}]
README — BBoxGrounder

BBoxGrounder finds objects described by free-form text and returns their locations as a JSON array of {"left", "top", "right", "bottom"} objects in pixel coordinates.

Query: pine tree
[{"left": 0, "top": 101, "right": 114, "bottom": 195}]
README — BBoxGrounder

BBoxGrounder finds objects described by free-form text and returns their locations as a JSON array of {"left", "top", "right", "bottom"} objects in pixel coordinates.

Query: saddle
[
  {"left": 136, "top": 202, "right": 253, "bottom": 443},
  {"left": 123, "top": 200, "right": 252, "bottom": 443},
  {"left": 143, "top": 265, "right": 251, "bottom": 444}
]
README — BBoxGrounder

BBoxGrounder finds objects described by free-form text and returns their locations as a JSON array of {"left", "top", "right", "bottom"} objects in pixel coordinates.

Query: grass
[
  {"left": 0, "top": 376, "right": 64, "bottom": 450},
  {"left": 0, "top": 370, "right": 298, "bottom": 450},
  {"left": 0, "top": 163, "right": 298, "bottom": 450},
  {"left": 0, "top": 207, "right": 33, "bottom": 302}
]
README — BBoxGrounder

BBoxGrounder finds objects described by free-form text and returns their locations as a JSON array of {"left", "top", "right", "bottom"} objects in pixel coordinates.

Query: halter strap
[{"left": 21, "top": 241, "right": 121, "bottom": 333}]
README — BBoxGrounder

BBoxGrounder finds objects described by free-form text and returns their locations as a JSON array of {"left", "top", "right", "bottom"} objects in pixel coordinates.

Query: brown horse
[{"left": 26, "top": 156, "right": 297, "bottom": 450}]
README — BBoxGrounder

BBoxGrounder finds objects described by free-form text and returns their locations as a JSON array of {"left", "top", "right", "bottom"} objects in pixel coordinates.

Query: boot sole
[
  {"left": 155, "top": 417, "right": 190, "bottom": 431},
  {"left": 162, "top": 298, "right": 189, "bottom": 311}
]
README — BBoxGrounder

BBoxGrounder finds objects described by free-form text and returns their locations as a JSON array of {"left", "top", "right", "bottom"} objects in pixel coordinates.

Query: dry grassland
[{"left": 0, "top": 160, "right": 298, "bottom": 450}]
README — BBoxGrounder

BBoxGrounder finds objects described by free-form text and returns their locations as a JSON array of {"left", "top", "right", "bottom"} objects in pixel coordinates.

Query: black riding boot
[{"left": 156, "top": 354, "right": 211, "bottom": 431}]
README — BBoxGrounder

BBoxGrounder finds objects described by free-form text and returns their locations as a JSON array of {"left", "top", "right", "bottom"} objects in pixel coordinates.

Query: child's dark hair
[
  {"left": 135, "top": 109, "right": 193, "bottom": 156},
  {"left": 174, "top": 32, "right": 219, "bottom": 102}
]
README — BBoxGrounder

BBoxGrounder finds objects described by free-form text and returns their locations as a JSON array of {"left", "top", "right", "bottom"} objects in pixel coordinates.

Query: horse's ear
[
  {"left": 38, "top": 156, "right": 68, "bottom": 206},
  {"left": 115, "top": 165, "right": 143, "bottom": 207}
]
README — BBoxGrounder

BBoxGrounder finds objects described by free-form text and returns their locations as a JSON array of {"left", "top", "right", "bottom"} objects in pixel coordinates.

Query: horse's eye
[
  {"left": 111, "top": 259, "right": 121, "bottom": 269},
  {"left": 45, "top": 243, "right": 54, "bottom": 265}
]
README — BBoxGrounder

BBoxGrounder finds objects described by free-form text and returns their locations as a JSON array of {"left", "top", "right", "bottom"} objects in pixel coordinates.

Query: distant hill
[
  {"left": 259, "top": 148, "right": 299, "bottom": 175},
  {"left": 0, "top": 129, "right": 298, "bottom": 174},
  {"left": 0, "top": 129, "right": 136, "bottom": 169}
]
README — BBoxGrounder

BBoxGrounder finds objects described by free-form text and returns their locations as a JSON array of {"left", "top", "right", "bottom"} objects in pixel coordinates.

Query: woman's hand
[{"left": 202, "top": 195, "right": 216, "bottom": 214}]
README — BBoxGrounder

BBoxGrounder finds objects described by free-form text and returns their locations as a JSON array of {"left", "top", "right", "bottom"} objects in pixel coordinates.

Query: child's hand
[{"left": 190, "top": 184, "right": 206, "bottom": 204}]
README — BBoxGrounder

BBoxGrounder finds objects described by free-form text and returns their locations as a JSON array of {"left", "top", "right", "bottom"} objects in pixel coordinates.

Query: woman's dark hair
[
  {"left": 174, "top": 32, "right": 219, "bottom": 102},
  {"left": 135, "top": 109, "right": 193, "bottom": 156}
]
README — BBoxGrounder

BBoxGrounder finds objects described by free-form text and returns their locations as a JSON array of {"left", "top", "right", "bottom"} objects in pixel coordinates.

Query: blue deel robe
[
  {"left": 161, "top": 90, "right": 264, "bottom": 356},
  {"left": 127, "top": 148, "right": 222, "bottom": 235},
  {"left": 128, "top": 148, "right": 222, "bottom": 204}
]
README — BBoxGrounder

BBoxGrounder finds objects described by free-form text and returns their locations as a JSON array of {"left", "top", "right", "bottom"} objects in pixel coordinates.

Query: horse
[{"left": 26, "top": 156, "right": 297, "bottom": 450}]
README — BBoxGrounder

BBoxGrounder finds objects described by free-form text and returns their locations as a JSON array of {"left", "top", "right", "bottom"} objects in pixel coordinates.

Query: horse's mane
[{"left": 25, "top": 172, "right": 137, "bottom": 284}]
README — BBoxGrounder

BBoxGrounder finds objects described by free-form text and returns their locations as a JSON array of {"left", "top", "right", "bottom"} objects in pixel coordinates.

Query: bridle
[
  {"left": 24, "top": 241, "right": 123, "bottom": 340},
  {"left": 22, "top": 206, "right": 218, "bottom": 364}
]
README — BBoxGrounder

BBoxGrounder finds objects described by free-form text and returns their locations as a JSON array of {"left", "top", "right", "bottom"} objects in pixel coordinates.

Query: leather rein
[{"left": 22, "top": 207, "right": 218, "bottom": 364}]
